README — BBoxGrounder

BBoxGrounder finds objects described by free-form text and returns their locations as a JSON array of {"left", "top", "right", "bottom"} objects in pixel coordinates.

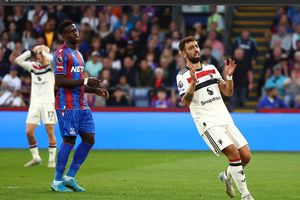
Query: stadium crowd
[{"left": 0, "top": 5, "right": 299, "bottom": 109}]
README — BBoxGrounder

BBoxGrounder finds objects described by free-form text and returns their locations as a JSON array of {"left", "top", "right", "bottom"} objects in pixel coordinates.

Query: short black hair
[
  {"left": 58, "top": 19, "right": 74, "bottom": 35},
  {"left": 178, "top": 36, "right": 197, "bottom": 52}
]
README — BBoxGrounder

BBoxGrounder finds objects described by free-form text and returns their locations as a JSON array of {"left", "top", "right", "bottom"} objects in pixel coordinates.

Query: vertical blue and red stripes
[{"left": 54, "top": 44, "right": 88, "bottom": 110}]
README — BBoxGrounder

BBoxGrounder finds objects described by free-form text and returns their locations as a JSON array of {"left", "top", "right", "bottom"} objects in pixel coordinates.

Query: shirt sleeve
[
  {"left": 176, "top": 74, "right": 188, "bottom": 97},
  {"left": 14, "top": 50, "right": 33, "bottom": 72},
  {"left": 213, "top": 65, "right": 223, "bottom": 81},
  {"left": 41, "top": 50, "right": 54, "bottom": 68},
  {"left": 53, "top": 49, "right": 66, "bottom": 75}
]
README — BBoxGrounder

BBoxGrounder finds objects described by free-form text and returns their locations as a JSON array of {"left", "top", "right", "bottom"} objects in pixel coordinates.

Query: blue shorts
[{"left": 56, "top": 109, "right": 95, "bottom": 137}]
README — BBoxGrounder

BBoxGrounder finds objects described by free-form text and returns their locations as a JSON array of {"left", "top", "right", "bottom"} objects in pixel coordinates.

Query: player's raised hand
[
  {"left": 87, "top": 77, "right": 102, "bottom": 88},
  {"left": 190, "top": 65, "right": 197, "bottom": 84},
  {"left": 95, "top": 88, "right": 109, "bottom": 100},
  {"left": 224, "top": 58, "right": 237, "bottom": 76}
]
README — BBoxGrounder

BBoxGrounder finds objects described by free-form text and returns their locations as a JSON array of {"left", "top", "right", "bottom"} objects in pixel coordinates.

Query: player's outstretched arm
[{"left": 55, "top": 75, "right": 102, "bottom": 89}]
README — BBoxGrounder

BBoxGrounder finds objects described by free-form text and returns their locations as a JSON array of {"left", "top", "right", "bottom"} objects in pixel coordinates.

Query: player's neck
[
  {"left": 65, "top": 42, "right": 78, "bottom": 50},
  {"left": 186, "top": 61, "right": 202, "bottom": 69}
]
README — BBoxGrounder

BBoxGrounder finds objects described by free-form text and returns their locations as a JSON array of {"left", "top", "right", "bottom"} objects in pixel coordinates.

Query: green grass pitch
[{"left": 0, "top": 149, "right": 299, "bottom": 200}]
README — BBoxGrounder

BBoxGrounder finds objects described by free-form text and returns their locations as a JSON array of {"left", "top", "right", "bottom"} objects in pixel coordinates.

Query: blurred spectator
[
  {"left": 140, "top": 13, "right": 151, "bottom": 34},
  {"left": 119, "top": 56, "right": 136, "bottom": 86},
  {"left": 140, "top": 38, "right": 161, "bottom": 64},
  {"left": 232, "top": 29, "right": 258, "bottom": 67},
  {"left": 156, "top": 6, "right": 172, "bottom": 29},
  {"left": 12, "top": 6, "right": 27, "bottom": 34},
  {"left": 159, "top": 57, "right": 175, "bottom": 87},
  {"left": 0, "top": 47, "right": 10, "bottom": 80},
  {"left": 200, "top": 43, "right": 219, "bottom": 71},
  {"left": 97, "top": 22, "right": 113, "bottom": 45},
  {"left": 206, "top": 31, "right": 224, "bottom": 64},
  {"left": 142, "top": 5, "right": 157, "bottom": 23},
  {"left": 108, "top": 50, "right": 122, "bottom": 71},
  {"left": 100, "top": 57, "right": 118, "bottom": 87},
  {"left": 8, "top": 22, "right": 20, "bottom": 42},
  {"left": 135, "top": 59, "right": 153, "bottom": 87},
  {"left": 277, "top": 53, "right": 290, "bottom": 77},
  {"left": 264, "top": 64, "right": 292, "bottom": 98},
  {"left": 193, "top": 22, "right": 207, "bottom": 49},
  {"left": 27, "top": 6, "right": 48, "bottom": 27},
  {"left": 289, "top": 40, "right": 300, "bottom": 59},
  {"left": 153, "top": 67, "right": 166, "bottom": 89},
  {"left": 257, "top": 47, "right": 283, "bottom": 97},
  {"left": 292, "top": 7, "right": 300, "bottom": 28},
  {"left": 170, "top": 30, "right": 182, "bottom": 52},
  {"left": 107, "top": 28, "right": 127, "bottom": 57},
  {"left": 9, "top": 41, "right": 26, "bottom": 75},
  {"left": 113, "top": 13, "right": 133, "bottom": 38},
  {"left": 20, "top": 73, "right": 31, "bottom": 106},
  {"left": 99, "top": 6, "right": 119, "bottom": 33},
  {"left": 147, "top": 24, "right": 165, "bottom": 46},
  {"left": 0, "top": 66, "right": 21, "bottom": 106},
  {"left": 271, "top": 6, "right": 289, "bottom": 34},
  {"left": 78, "top": 22, "right": 93, "bottom": 59},
  {"left": 257, "top": 81, "right": 288, "bottom": 109},
  {"left": 22, "top": 21, "right": 38, "bottom": 50},
  {"left": 47, "top": 5, "right": 58, "bottom": 22},
  {"left": 164, "top": 20, "right": 178, "bottom": 39},
  {"left": 150, "top": 87, "right": 172, "bottom": 108},
  {"left": 285, "top": 62, "right": 300, "bottom": 107},
  {"left": 129, "top": 28, "right": 146, "bottom": 59},
  {"left": 0, "top": 32, "right": 12, "bottom": 63},
  {"left": 116, "top": 75, "right": 132, "bottom": 104},
  {"left": 278, "top": 15, "right": 293, "bottom": 33},
  {"left": 87, "top": 36, "right": 105, "bottom": 58},
  {"left": 43, "top": 19, "right": 57, "bottom": 48},
  {"left": 270, "top": 24, "right": 292, "bottom": 53},
  {"left": 0, "top": 6, "right": 5, "bottom": 34},
  {"left": 124, "top": 40, "right": 138, "bottom": 61},
  {"left": 85, "top": 51, "right": 103, "bottom": 78},
  {"left": 128, "top": 6, "right": 142, "bottom": 26},
  {"left": 231, "top": 48, "right": 253, "bottom": 108},
  {"left": 145, "top": 51, "right": 158, "bottom": 70},
  {"left": 9, "top": 89, "right": 26, "bottom": 107},
  {"left": 81, "top": 6, "right": 99, "bottom": 32},
  {"left": 207, "top": 22, "right": 223, "bottom": 42},
  {"left": 291, "top": 24, "right": 300, "bottom": 51},
  {"left": 207, "top": 5, "right": 224, "bottom": 34},
  {"left": 107, "top": 87, "right": 130, "bottom": 107},
  {"left": 294, "top": 94, "right": 300, "bottom": 108}
]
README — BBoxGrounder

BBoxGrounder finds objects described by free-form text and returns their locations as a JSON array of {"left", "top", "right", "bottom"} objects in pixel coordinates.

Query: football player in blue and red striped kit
[{"left": 50, "top": 20, "right": 109, "bottom": 192}]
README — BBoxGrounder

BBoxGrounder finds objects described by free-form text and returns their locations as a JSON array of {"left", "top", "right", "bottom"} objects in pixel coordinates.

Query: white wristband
[
  {"left": 226, "top": 75, "right": 233, "bottom": 80},
  {"left": 84, "top": 78, "right": 88, "bottom": 86}
]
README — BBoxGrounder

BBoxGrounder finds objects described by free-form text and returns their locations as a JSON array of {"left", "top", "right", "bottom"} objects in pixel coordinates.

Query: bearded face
[
  {"left": 183, "top": 41, "right": 201, "bottom": 64},
  {"left": 186, "top": 53, "right": 201, "bottom": 64}
]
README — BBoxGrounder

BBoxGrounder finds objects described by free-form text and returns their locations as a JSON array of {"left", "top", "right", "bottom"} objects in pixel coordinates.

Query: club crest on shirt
[
  {"left": 178, "top": 81, "right": 184, "bottom": 88},
  {"left": 57, "top": 55, "right": 63, "bottom": 64},
  {"left": 69, "top": 127, "right": 75, "bottom": 135}
]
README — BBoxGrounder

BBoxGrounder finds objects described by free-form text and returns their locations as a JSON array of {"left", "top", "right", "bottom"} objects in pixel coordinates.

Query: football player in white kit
[
  {"left": 15, "top": 45, "right": 57, "bottom": 168},
  {"left": 176, "top": 36, "right": 254, "bottom": 200}
]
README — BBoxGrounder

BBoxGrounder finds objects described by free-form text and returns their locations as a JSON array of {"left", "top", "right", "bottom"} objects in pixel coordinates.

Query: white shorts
[
  {"left": 26, "top": 103, "right": 57, "bottom": 125},
  {"left": 195, "top": 123, "right": 248, "bottom": 156}
]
